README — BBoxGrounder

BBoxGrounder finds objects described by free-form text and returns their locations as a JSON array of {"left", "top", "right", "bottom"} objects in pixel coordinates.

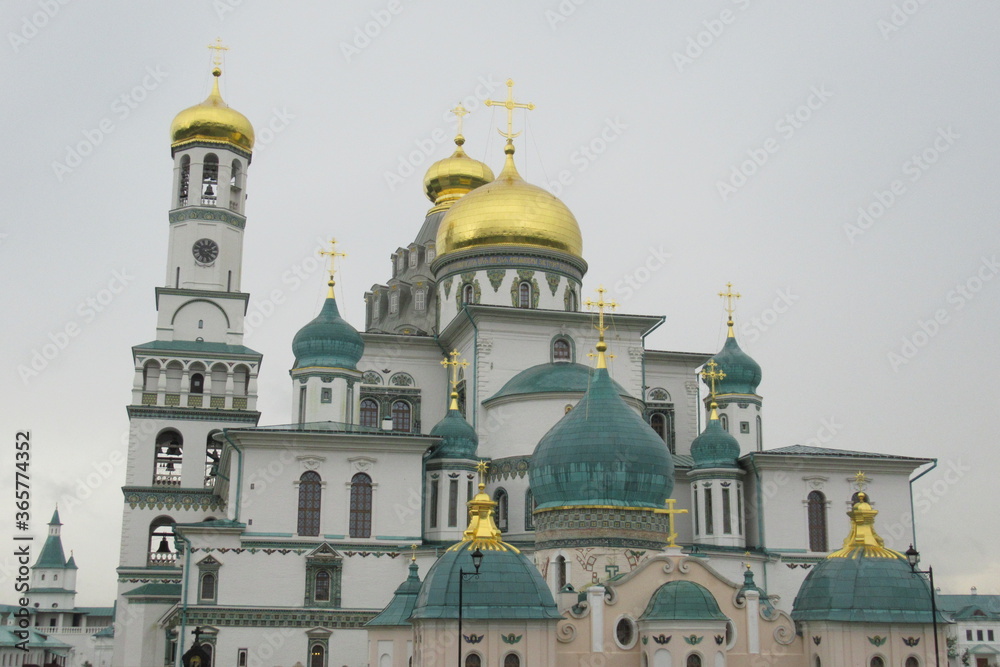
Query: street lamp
[
  {"left": 905, "top": 544, "right": 940, "bottom": 667},
  {"left": 457, "top": 548, "right": 484, "bottom": 667}
]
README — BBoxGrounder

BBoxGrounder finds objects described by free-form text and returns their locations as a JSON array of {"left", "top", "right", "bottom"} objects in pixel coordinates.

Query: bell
[
  {"left": 165, "top": 462, "right": 175, "bottom": 471},
  {"left": 204, "top": 184, "right": 215, "bottom": 197},
  {"left": 166, "top": 445, "right": 181, "bottom": 457},
  {"left": 156, "top": 537, "right": 171, "bottom": 553}
]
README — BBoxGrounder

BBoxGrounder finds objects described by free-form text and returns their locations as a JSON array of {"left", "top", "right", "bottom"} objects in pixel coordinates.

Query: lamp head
[
  {"left": 904, "top": 544, "right": 920, "bottom": 569},
  {"left": 471, "top": 547, "right": 484, "bottom": 573}
]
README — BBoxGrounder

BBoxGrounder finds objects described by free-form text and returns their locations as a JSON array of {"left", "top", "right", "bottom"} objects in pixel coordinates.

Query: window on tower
[
  {"left": 390, "top": 291, "right": 399, "bottom": 314},
  {"left": 349, "top": 473, "right": 373, "bottom": 538},
  {"left": 553, "top": 338, "right": 571, "bottom": 362},
  {"left": 199, "top": 572, "right": 216, "bottom": 601},
  {"left": 518, "top": 282, "right": 532, "bottom": 308},
  {"left": 360, "top": 399, "right": 379, "bottom": 428},
  {"left": 229, "top": 159, "right": 243, "bottom": 213},
  {"left": 566, "top": 288, "right": 578, "bottom": 311},
  {"left": 153, "top": 429, "right": 183, "bottom": 487},
  {"left": 178, "top": 155, "right": 191, "bottom": 207},
  {"left": 201, "top": 154, "right": 219, "bottom": 205},
  {"left": 147, "top": 516, "right": 177, "bottom": 566},
  {"left": 391, "top": 401, "right": 411, "bottom": 432},
  {"left": 190, "top": 373, "right": 204, "bottom": 394},
  {"left": 494, "top": 488, "right": 509, "bottom": 531},
  {"left": 414, "top": 290, "right": 426, "bottom": 311},
  {"left": 462, "top": 283, "right": 475, "bottom": 305},
  {"left": 204, "top": 431, "right": 222, "bottom": 488},
  {"left": 297, "top": 471, "right": 322, "bottom": 537},
  {"left": 719, "top": 414, "right": 729, "bottom": 432},
  {"left": 807, "top": 491, "right": 828, "bottom": 552}
]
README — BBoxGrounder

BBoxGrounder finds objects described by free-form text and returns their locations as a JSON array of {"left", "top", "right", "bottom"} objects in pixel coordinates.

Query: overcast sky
[{"left": 2, "top": 2, "right": 997, "bottom": 605}]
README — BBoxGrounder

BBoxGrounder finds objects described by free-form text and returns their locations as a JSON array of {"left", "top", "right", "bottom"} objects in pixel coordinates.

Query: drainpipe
[
  {"left": 746, "top": 453, "right": 769, "bottom": 593},
  {"left": 640, "top": 316, "right": 666, "bottom": 403},
  {"left": 908, "top": 459, "right": 938, "bottom": 551},
  {"left": 222, "top": 430, "right": 244, "bottom": 524},
  {"left": 174, "top": 531, "right": 193, "bottom": 667},
  {"left": 460, "top": 306, "right": 478, "bottom": 428}
]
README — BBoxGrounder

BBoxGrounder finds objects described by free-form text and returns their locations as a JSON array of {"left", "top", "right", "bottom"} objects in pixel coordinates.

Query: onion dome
[
  {"left": 711, "top": 322, "right": 761, "bottom": 395},
  {"left": 485, "top": 362, "right": 631, "bottom": 403},
  {"left": 423, "top": 134, "right": 494, "bottom": 213},
  {"left": 427, "top": 393, "right": 478, "bottom": 460},
  {"left": 530, "top": 366, "right": 674, "bottom": 509},
  {"left": 435, "top": 141, "right": 583, "bottom": 258},
  {"left": 291, "top": 290, "right": 364, "bottom": 371},
  {"left": 170, "top": 67, "right": 254, "bottom": 152},
  {"left": 690, "top": 402, "right": 741, "bottom": 469},
  {"left": 640, "top": 581, "right": 728, "bottom": 622},
  {"left": 366, "top": 555, "right": 423, "bottom": 627},
  {"left": 792, "top": 490, "right": 948, "bottom": 624},
  {"left": 411, "top": 469, "right": 561, "bottom": 621}
]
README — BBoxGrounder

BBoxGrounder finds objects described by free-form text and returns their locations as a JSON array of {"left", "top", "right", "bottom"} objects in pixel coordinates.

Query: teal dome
[
  {"left": 367, "top": 560, "right": 422, "bottom": 627},
  {"left": 712, "top": 335, "right": 761, "bottom": 395},
  {"left": 640, "top": 581, "right": 729, "bottom": 622},
  {"left": 291, "top": 297, "right": 364, "bottom": 370},
  {"left": 690, "top": 416, "right": 740, "bottom": 469},
  {"left": 427, "top": 407, "right": 478, "bottom": 460},
  {"left": 792, "top": 555, "right": 944, "bottom": 623},
  {"left": 529, "top": 368, "right": 673, "bottom": 509},
  {"left": 485, "top": 362, "right": 631, "bottom": 403},
  {"left": 410, "top": 547, "right": 561, "bottom": 621}
]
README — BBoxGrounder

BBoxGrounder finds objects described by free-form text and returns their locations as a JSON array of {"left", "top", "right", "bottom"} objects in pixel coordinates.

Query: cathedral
[{"left": 110, "top": 53, "right": 947, "bottom": 667}]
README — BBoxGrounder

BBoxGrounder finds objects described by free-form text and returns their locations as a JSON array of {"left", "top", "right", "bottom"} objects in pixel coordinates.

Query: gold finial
[
  {"left": 700, "top": 360, "right": 726, "bottom": 419},
  {"left": 475, "top": 459, "right": 489, "bottom": 487},
  {"left": 718, "top": 282, "right": 742, "bottom": 337},
  {"left": 440, "top": 349, "right": 469, "bottom": 411},
  {"left": 485, "top": 79, "right": 535, "bottom": 146},
  {"left": 827, "top": 487, "right": 903, "bottom": 559},
  {"left": 208, "top": 37, "right": 229, "bottom": 73},
  {"left": 319, "top": 238, "right": 347, "bottom": 298},
  {"left": 744, "top": 551, "right": 752, "bottom": 569},
  {"left": 410, "top": 543, "right": 418, "bottom": 562},
  {"left": 447, "top": 459, "right": 519, "bottom": 554},
  {"left": 854, "top": 471, "right": 869, "bottom": 492},
  {"left": 450, "top": 104, "right": 469, "bottom": 147},
  {"left": 658, "top": 498, "right": 688, "bottom": 548},
  {"left": 584, "top": 286, "right": 618, "bottom": 370}
]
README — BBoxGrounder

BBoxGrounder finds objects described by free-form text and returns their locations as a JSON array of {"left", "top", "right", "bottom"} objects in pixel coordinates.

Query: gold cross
[
  {"left": 476, "top": 460, "right": 489, "bottom": 484},
  {"left": 410, "top": 543, "right": 418, "bottom": 562},
  {"left": 485, "top": 79, "right": 535, "bottom": 141},
  {"left": 208, "top": 37, "right": 229, "bottom": 67},
  {"left": 440, "top": 350, "right": 469, "bottom": 410},
  {"left": 450, "top": 104, "right": 469, "bottom": 137},
  {"left": 584, "top": 286, "right": 618, "bottom": 338},
  {"left": 854, "top": 471, "right": 869, "bottom": 491},
  {"left": 700, "top": 359, "right": 726, "bottom": 398},
  {"left": 662, "top": 499, "right": 688, "bottom": 548},
  {"left": 719, "top": 282, "right": 741, "bottom": 320}
]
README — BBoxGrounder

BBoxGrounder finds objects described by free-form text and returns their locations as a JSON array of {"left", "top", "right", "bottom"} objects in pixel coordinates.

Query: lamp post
[
  {"left": 905, "top": 544, "right": 940, "bottom": 667},
  {"left": 457, "top": 548, "right": 484, "bottom": 667}
]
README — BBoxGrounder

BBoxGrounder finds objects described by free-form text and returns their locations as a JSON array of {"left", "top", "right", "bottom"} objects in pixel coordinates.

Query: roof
[
  {"left": 690, "top": 416, "right": 740, "bottom": 469},
  {"left": 73, "top": 606, "right": 115, "bottom": 616},
  {"left": 35, "top": 533, "right": 68, "bottom": 569},
  {"left": 291, "top": 296, "right": 365, "bottom": 370},
  {"left": 134, "top": 339, "right": 261, "bottom": 357},
  {"left": 426, "top": 407, "right": 478, "bottom": 460},
  {"left": 640, "top": 580, "right": 728, "bottom": 621},
  {"left": 123, "top": 583, "right": 182, "bottom": 598},
  {"left": 711, "top": 333, "right": 761, "bottom": 395},
  {"left": 755, "top": 445, "right": 933, "bottom": 462},
  {"left": 485, "top": 362, "right": 631, "bottom": 403},
  {"left": 0, "top": 627, "right": 72, "bottom": 650},
  {"left": 367, "top": 560, "right": 423, "bottom": 626},
  {"left": 937, "top": 594, "right": 1000, "bottom": 615}
]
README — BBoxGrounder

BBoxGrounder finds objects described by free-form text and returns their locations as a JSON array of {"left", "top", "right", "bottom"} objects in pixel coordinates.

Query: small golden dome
[
  {"left": 423, "top": 135, "right": 495, "bottom": 212},
  {"left": 170, "top": 68, "right": 254, "bottom": 152},
  {"left": 436, "top": 143, "right": 583, "bottom": 258}
]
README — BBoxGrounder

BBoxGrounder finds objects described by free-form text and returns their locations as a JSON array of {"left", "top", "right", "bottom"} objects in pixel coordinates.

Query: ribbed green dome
[
  {"left": 291, "top": 297, "right": 364, "bottom": 370},
  {"left": 427, "top": 408, "right": 478, "bottom": 460},
  {"left": 640, "top": 581, "right": 728, "bottom": 621},
  {"left": 485, "top": 362, "right": 631, "bottom": 403},
  {"left": 529, "top": 368, "right": 673, "bottom": 509},
  {"left": 792, "top": 554, "right": 946, "bottom": 623},
  {"left": 410, "top": 547, "right": 561, "bottom": 620},
  {"left": 712, "top": 335, "right": 761, "bottom": 395},
  {"left": 690, "top": 416, "right": 740, "bottom": 469}
]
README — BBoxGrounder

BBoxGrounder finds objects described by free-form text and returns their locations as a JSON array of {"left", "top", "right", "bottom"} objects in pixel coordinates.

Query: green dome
[
  {"left": 712, "top": 335, "right": 761, "bottom": 395},
  {"left": 427, "top": 408, "right": 478, "bottom": 460},
  {"left": 485, "top": 362, "right": 631, "bottom": 403},
  {"left": 792, "top": 554, "right": 945, "bottom": 623},
  {"left": 410, "top": 547, "right": 561, "bottom": 620},
  {"left": 291, "top": 297, "right": 364, "bottom": 370},
  {"left": 529, "top": 368, "right": 673, "bottom": 509},
  {"left": 367, "top": 560, "right": 422, "bottom": 627},
  {"left": 640, "top": 581, "right": 729, "bottom": 621},
  {"left": 690, "top": 416, "right": 740, "bottom": 469}
]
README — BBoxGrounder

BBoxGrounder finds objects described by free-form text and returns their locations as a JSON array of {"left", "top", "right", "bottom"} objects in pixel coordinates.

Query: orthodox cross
[
  {"left": 319, "top": 238, "right": 347, "bottom": 291},
  {"left": 485, "top": 79, "right": 535, "bottom": 141},
  {"left": 718, "top": 282, "right": 741, "bottom": 319},
  {"left": 854, "top": 471, "right": 869, "bottom": 492},
  {"left": 700, "top": 360, "right": 726, "bottom": 398},
  {"left": 585, "top": 286, "right": 618, "bottom": 368},
  {"left": 663, "top": 499, "right": 688, "bottom": 548},
  {"left": 450, "top": 104, "right": 469, "bottom": 137},
  {"left": 207, "top": 37, "right": 229, "bottom": 67},
  {"left": 441, "top": 349, "right": 469, "bottom": 392}
]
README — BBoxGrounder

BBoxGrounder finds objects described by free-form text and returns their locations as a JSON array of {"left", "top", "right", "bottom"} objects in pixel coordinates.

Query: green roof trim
[
  {"left": 640, "top": 580, "right": 728, "bottom": 621},
  {"left": 485, "top": 362, "right": 631, "bottom": 403},
  {"left": 366, "top": 560, "right": 422, "bottom": 627},
  {"left": 134, "top": 339, "right": 261, "bottom": 357}
]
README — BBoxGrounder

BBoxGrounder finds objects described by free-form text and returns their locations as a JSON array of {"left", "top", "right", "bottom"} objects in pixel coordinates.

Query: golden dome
[
  {"left": 436, "top": 143, "right": 583, "bottom": 258},
  {"left": 423, "top": 135, "right": 495, "bottom": 213},
  {"left": 170, "top": 68, "right": 254, "bottom": 152}
]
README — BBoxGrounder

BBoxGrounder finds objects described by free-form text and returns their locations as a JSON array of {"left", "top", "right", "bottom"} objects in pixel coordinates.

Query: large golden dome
[
  {"left": 170, "top": 68, "right": 254, "bottom": 152},
  {"left": 436, "top": 143, "right": 583, "bottom": 258},
  {"left": 423, "top": 135, "right": 494, "bottom": 213}
]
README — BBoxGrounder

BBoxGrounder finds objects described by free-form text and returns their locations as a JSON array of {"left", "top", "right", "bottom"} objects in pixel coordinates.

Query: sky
[{"left": 1, "top": 1, "right": 997, "bottom": 605}]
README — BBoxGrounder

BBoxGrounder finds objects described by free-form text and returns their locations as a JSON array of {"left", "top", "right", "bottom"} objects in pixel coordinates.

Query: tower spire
[
  {"left": 718, "top": 282, "right": 742, "bottom": 338},
  {"left": 319, "top": 238, "right": 347, "bottom": 299},
  {"left": 440, "top": 349, "right": 469, "bottom": 411},
  {"left": 585, "top": 286, "right": 618, "bottom": 369},
  {"left": 700, "top": 359, "right": 727, "bottom": 419}
]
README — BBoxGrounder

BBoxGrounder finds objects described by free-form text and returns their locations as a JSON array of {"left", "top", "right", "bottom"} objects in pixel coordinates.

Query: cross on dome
[
  {"left": 440, "top": 349, "right": 469, "bottom": 410},
  {"left": 450, "top": 104, "right": 469, "bottom": 138},
  {"left": 207, "top": 37, "right": 229, "bottom": 70},
  {"left": 719, "top": 281, "right": 742, "bottom": 336},
  {"left": 486, "top": 79, "right": 535, "bottom": 144},
  {"left": 585, "top": 286, "right": 618, "bottom": 369},
  {"left": 319, "top": 238, "right": 347, "bottom": 297},
  {"left": 660, "top": 498, "right": 688, "bottom": 548}
]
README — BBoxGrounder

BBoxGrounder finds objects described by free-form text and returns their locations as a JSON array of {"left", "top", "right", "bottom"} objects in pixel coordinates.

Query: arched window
[
  {"left": 233, "top": 365, "right": 249, "bottom": 396},
  {"left": 566, "top": 289, "right": 577, "bottom": 311},
  {"left": 310, "top": 644, "right": 325, "bottom": 667},
  {"left": 204, "top": 431, "right": 221, "bottom": 488},
  {"left": 143, "top": 361, "right": 161, "bottom": 391},
  {"left": 154, "top": 429, "right": 183, "bottom": 486},
  {"left": 524, "top": 489, "right": 535, "bottom": 531},
  {"left": 350, "top": 473, "right": 373, "bottom": 538},
  {"left": 719, "top": 414, "right": 729, "bottom": 432},
  {"left": 814, "top": 657, "right": 821, "bottom": 667},
  {"left": 686, "top": 655, "right": 703, "bottom": 667},
  {"left": 199, "top": 573, "right": 216, "bottom": 600},
  {"left": 462, "top": 283, "right": 475, "bottom": 305},
  {"left": 494, "top": 488, "right": 508, "bottom": 531},
  {"left": 391, "top": 401, "right": 411, "bottom": 432},
  {"left": 904, "top": 658, "right": 918, "bottom": 667},
  {"left": 148, "top": 516, "right": 176, "bottom": 565},
  {"left": 555, "top": 555, "right": 567, "bottom": 590},
  {"left": 315, "top": 570, "right": 331, "bottom": 601},
  {"left": 360, "top": 399, "right": 379, "bottom": 428},
  {"left": 650, "top": 413, "right": 666, "bottom": 438},
  {"left": 518, "top": 282, "right": 531, "bottom": 308},
  {"left": 165, "top": 360, "right": 183, "bottom": 392},
  {"left": 808, "top": 491, "right": 828, "bottom": 552},
  {"left": 465, "top": 655, "right": 481, "bottom": 667},
  {"left": 869, "top": 657, "right": 884, "bottom": 667},
  {"left": 201, "top": 154, "right": 219, "bottom": 205},
  {"left": 553, "top": 338, "right": 571, "bottom": 361},
  {"left": 190, "top": 373, "right": 204, "bottom": 394},
  {"left": 178, "top": 155, "right": 191, "bottom": 206},
  {"left": 201, "top": 644, "right": 213, "bottom": 667},
  {"left": 297, "top": 471, "right": 322, "bottom": 537},
  {"left": 503, "top": 654, "right": 520, "bottom": 667}
]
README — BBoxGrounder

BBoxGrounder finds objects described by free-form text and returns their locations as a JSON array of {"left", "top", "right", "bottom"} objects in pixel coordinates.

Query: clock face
[{"left": 192, "top": 238, "right": 219, "bottom": 264}]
